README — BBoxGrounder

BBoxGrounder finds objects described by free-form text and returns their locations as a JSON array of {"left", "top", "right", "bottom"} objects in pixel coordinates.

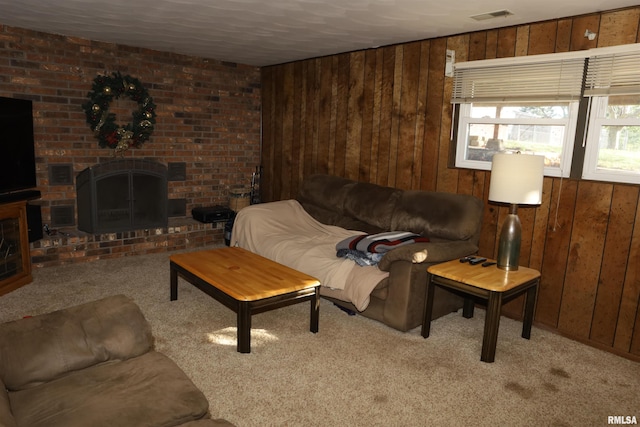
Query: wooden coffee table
[{"left": 170, "top": 247, "right": 321, "bottom": 353}]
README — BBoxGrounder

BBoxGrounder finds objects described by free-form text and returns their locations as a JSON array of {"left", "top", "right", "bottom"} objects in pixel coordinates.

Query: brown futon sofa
[
  {"left": 0, "top": 294, "right": 233, "bottom": 427},
  {"left": 233, "top": 174, "right": 484, "bottom": 332},
  {"left": 296, "top": 174, "right": 484, "bottom": 331}
]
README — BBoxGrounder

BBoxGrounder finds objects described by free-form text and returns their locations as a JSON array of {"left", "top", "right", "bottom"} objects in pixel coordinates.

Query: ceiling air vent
[{"left": 470, "top": 10, "right": 514, "bottom": 21}]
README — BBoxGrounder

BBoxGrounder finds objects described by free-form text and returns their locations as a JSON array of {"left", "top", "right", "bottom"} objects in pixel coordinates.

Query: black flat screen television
[{"left": 0, "top": 96, "right": 37, "bottom": 197}]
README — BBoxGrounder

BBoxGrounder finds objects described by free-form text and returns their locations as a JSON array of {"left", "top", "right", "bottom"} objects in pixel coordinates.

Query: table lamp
[{"left": 488, "top": 153, "right": 544, "bottom": 271}]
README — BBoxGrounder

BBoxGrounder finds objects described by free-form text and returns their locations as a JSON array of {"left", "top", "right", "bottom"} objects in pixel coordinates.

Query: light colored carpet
[{"left": 1, "top": 247, "right": 638, "bottom": 426}]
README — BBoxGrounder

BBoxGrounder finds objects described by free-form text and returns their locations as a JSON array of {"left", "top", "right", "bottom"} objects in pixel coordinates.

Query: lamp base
[{"left": 497, "top": 206, "right": 521, "bottom": 271}]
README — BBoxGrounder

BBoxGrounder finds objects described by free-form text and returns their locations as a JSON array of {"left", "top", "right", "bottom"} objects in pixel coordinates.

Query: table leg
[
  {"left": 521, "top": 281, "right": 538, "bottom": 339},
  {"left": 421, "top": 276, "right": 436, "bottom": 338},
  {"left": 170, "top": 265, "right": 178, "bottom": 301},
  {"left": 481, "top": 291, "right": 502, "bottom": 363},
  {"left": 463, "top": 298, "right": 475, "bottom": 318},
  {"left": 310, "top": 286, "right": 320, "bottom": 333},
  {"left": 237, "top": 302, "right": 251, "bottom": 353}
]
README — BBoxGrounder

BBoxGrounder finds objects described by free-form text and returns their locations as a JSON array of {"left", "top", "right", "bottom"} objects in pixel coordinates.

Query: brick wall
[{"left": 0, "top": 24, "right": 261, "bottom": 267}]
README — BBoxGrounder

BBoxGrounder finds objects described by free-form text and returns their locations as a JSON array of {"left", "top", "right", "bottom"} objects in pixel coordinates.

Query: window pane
[
  {"left": 465, "top": 123, "right": 565, "bottom": 167},
  {"left": 470, "top": 103, "right": 570, "bottom": 119},
  {"left": 594, "top": 125, "right": 640, "bottom": 172},
  {"left": 605, "top": 95, "right": 640, "bottom": 119},
  {"left": 456, "top": 101, "right": 577, "bottom": 176}
]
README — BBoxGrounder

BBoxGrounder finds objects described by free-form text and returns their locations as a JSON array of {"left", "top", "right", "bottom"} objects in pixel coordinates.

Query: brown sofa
[
  {"left": 241, "top": 175, "right": 483, "bottom": 331},
  {"left": 0, "top": 294, "right": 233, "bottom": 427},
  {"left": 296, "top": 174, "right": 484, "bottom": 331}
]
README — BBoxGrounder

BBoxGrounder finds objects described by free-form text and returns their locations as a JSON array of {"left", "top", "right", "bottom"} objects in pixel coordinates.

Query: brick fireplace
[{"left": 0, "top": 24, "right": 262, "bottom": 268}]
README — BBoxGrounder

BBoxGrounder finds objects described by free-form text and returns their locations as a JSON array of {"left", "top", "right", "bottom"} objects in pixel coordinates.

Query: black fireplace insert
[{"left": 76, "top": 159, "right": 168, "bottom": 234}]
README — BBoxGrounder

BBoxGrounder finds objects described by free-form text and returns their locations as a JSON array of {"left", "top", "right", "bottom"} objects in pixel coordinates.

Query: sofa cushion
[
  {"left": 326, "top": 215, "right": 382, "bottom": 233},
  {"left": 296, "top": 174, "right": 356, "bottom": 224},
  {"left": 8, "top": 351, "right": 210, "bottom": 427},
  {"left": 0, "top": 295, "right": 153, "bottom": 391},
  {"left": 390, "top": 190, "right": 483, "bottom": 242},
  {"left": 343, "top": 182, "right": 400, "bottom": 231}
]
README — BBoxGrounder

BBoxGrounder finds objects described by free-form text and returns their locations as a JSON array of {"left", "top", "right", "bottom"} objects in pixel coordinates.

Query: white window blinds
[
  {"left": 451, "top": 52, "right": 587, "bottom": 103},
  {"left": 584, "top": 43, "right": 640, "bottom": 97}
]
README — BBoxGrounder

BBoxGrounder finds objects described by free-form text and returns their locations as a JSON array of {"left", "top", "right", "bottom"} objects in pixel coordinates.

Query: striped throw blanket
[{"left": 336, "top": 231, "right": 429, "bottom": 254}]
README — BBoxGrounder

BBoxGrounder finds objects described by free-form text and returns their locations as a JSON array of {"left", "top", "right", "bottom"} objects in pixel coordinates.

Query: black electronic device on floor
[{"left": 191, "top": 206, "right": 234, "bottom": 223}]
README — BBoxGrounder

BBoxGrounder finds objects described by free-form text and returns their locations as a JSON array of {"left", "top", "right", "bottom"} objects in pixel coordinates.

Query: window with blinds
[
  {"left": 451, "top": 43, "right": 640, "bottom": 183},
  {"left": 452, "top": 52, "right": 586, "bottom": 176},
  {"left": 583, "top": 44, "right": 640, "bottom": 184}
]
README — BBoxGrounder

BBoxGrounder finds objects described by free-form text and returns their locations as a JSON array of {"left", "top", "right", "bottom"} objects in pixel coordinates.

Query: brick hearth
[{"left": 30, "top": 218, "right": 224, "bottom": 268}]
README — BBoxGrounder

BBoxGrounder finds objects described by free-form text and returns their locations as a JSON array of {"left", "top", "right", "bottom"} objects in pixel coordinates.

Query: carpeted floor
[{"left": 1, "top": 247, "right": 638, "bottom": 426}]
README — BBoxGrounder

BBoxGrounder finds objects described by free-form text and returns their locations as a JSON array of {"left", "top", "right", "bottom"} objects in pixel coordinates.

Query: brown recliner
[{"left": 0, "top": 294, "right": 233, "bottom": 427}]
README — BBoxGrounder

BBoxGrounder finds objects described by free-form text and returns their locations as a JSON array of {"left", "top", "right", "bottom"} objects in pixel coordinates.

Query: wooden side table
[{"left": 421, "top": 259, "right": 540, "bottom": 363}]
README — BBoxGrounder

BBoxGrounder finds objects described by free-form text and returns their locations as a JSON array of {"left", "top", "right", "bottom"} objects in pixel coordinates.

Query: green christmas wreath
[{"left": 82, "top": 72, "right": 156, "bottom": 153}]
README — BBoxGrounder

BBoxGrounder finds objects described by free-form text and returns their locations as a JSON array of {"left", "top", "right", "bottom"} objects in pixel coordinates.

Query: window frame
[
  {"left": 582, "top": 96, "right": 640, "bottom": 184},
  {"left": 454, "top": 101, "right": 580, "bottom": 178},
  {"left": 580, "top": 44, "right": 640, "bottom": 184}
]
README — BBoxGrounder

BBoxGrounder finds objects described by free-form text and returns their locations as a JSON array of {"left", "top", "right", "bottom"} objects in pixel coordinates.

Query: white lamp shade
[{"left": 488, "top": 153, "right": 544, "bottom": 205}]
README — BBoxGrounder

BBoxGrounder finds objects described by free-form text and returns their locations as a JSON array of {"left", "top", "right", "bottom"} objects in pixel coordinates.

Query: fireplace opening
[{"left": 76, "top": 159, "right": 168, "bottom": 234}]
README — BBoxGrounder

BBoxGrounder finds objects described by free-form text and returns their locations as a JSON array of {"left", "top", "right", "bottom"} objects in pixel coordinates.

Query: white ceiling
[{"left": 0, "top": 0, "right": 637, "bottom": 67}]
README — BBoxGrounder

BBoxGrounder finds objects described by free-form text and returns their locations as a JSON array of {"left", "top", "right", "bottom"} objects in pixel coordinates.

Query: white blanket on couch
[{"left": 230, "top": 199, "right": 389, "bottom": 311}]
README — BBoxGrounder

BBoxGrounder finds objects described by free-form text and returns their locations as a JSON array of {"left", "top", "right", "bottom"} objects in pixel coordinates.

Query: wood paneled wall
[{"left": 261, "top": 7, "right": 640, "bottom": 361}]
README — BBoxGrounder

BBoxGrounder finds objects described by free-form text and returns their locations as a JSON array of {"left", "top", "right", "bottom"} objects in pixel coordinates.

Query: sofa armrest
[
  {"left": 0, "top": 295, "right": 153, "bottom": 391},
  {"left": 377, "top": 241, "right": 478, "bottom": 271}
]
